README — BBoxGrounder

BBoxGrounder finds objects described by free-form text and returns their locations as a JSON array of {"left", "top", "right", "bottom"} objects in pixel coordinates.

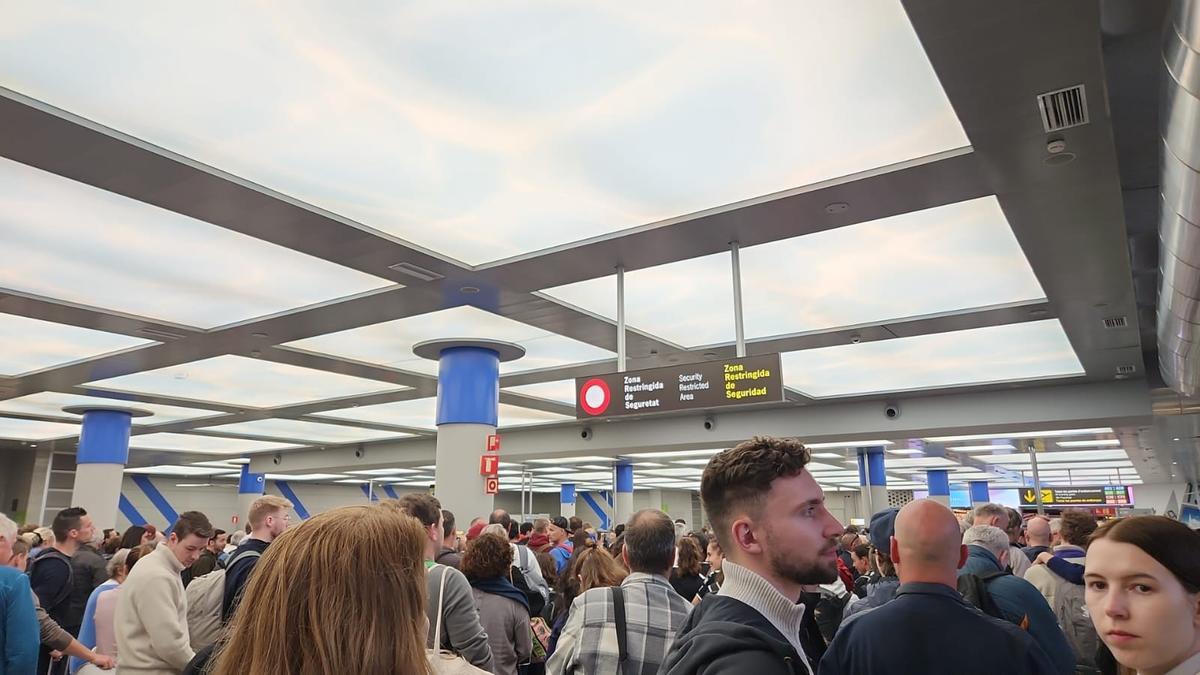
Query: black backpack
[
  {"left": 27, "top": 548, "right": 74, "bottom": 616},
  {"left": 957, "top": 568, "right": 1013, "bottom": 624}
]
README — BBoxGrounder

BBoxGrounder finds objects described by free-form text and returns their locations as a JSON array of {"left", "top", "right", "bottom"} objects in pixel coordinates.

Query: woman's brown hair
[
  {"left": 209, "top": 505, "right": 432, "bottom": 675},
  {"left": 574, "top": 546, "right": 627, "bottom": 593},
  {"left": 460, "top": 533, "right": 512, "bottom": 582},
  {"left": 1089, "top": 515, "right": 1200, "bottom": 594},
  {"left": 676, "top": 537, "right": 702, "bottom": 576}
]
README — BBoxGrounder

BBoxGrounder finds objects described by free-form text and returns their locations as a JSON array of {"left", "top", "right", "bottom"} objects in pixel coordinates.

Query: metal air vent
[
  {"left": 1102, "top": 315, "right": 1128, "bottom": 329},
  {"left": 387, "top": 262, "right": 444, "bottom": 282},
  {"left": 1116, "top": 364, "right": 1137, "bottom": 375},
  {"left": 1037, "top": 85, "right": 1089, "bottom": 132}
]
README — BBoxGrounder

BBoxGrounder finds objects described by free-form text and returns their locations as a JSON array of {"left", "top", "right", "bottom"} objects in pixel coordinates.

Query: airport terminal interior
[{"left": 1, "top": 0, "right": 1199, "bottom": 537}]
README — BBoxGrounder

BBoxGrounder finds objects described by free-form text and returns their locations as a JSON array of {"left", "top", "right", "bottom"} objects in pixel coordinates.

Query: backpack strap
[
  {"left": 611, "top": 586, "right": 627, "bottom": 674},
  {"left": 227, "top": 549, "right": 261, "bottom": 569},
  {"left": 431, "top": 564, "right": 448, "bottom": 651},
  {"left": 29, "top": 549, "right": 74, "bottom": 612}
]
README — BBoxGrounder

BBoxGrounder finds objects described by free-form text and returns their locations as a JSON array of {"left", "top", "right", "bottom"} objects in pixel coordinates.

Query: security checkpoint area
[{"left": 0, "top": 0, "right": 1197, "bottom": 537}]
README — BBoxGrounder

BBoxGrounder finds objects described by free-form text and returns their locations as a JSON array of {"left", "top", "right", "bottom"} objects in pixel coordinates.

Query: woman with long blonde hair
[{"left": 200, "top": 505, "right": 432, "bottom": 675}]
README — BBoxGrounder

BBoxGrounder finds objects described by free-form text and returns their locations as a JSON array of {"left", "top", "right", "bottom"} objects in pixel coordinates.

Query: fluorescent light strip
[
  {"left": 926, "top": 428, "right": 1112, "bottom": 443},
  {"left": 947, "top": 444, "right": 1017, "bottom": 452},
  {"left": 1055, "top": 439, "right": 1121, "bottom": 448},
  {"left": 803, "top": 441, "right": 894, "bottom": 450},
  {"left": 622, "top": 449, "right": 724, "bottom": 459}
]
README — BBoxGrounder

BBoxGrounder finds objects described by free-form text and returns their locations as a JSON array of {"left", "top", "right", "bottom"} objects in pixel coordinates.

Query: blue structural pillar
[
  {"left": 413, "top": 339, "right": 523, "bottom": 522},
  {"left": 71, "top": 408, "right": 138, "bottom": 530},
  {"left": 926, "top": 469, "right": 951, "bottom": 506},
  {"left": 614, "top": 463, "right": 634, "bottom": 528},
  {"left": 968, "top": 480, "right": 991, "bottom": 509},
  {"left": 560, "top": 483, "right": 576, "bottom": 518},
  {"left": 857, "top": 447, "right": 888, "bottom": 518},
  {"left": 238, "top": 465, "right": 265, "bottom": 527}
]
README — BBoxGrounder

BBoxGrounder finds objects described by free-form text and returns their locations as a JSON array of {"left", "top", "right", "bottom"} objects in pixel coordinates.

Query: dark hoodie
[{"left": 661, "top": 594, "right": 823, "bottom": 675}]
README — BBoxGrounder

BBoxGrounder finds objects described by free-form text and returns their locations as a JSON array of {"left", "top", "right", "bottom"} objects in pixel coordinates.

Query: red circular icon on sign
[{"left": 579, "top": 378, "right": 611, "bottom": 416}]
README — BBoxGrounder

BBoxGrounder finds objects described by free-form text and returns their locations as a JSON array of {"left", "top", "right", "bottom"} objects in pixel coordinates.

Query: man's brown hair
[
  {"left": 701, "top": 436, "right": 811, "bottom": 552},
  {"left": 390, "top": 493, "right": 442, "bottom": 528},
  {"left": 1059, "top": 508, "right": 1098, "bottom": 546},
  {"left": 173, "top": 510, "right": 214, "bottom": 540}
]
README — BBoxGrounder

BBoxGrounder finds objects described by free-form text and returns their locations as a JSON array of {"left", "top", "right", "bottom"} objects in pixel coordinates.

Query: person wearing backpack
[
  {"left": 491, "top": 509, "right": 551, "bottom": 604},
  {"left": 29, "top": 507, "right": 95, "bottom": 675},
  {"left": 958, "top": 525, "right": 1075, "bottom": 675},
  {"left": 221, "top": 495, "right": 292, "bottom": 623},
  {"left": 1024, "top": 509, "right": 1100, "bottom": 673},
  {"left": 547, "top": 518, "right": 574, "bottom": 574},
  {"left": 115, "top": 511, "right": 213, "bottom": 675}
]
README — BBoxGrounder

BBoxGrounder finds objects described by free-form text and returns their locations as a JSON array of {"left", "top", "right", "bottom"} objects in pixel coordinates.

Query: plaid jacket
[{"left": 546, "top": 573, "right": 693, "bottom": 675}]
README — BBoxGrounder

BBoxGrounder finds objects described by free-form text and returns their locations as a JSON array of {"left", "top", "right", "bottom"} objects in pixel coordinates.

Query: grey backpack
[{"left": 1051, "top": 576, "right": 1100, "bottom": 670}]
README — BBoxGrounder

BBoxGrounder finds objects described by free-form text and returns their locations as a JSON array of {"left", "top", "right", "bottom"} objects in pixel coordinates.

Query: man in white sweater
[{"left": 115, "top": 511, "right": 213, "bottom": 675}]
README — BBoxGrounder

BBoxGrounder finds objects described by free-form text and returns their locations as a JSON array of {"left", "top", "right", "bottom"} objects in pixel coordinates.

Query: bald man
[
  {"left": 1021, "top": 516, "right": 1052, "bottom": 562},
  {"left": 820, "top": 500, "right": 1056, "bottom": 675}
]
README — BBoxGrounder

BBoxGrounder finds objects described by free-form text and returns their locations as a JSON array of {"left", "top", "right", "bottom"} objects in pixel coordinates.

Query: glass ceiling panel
[
  {"left": 503, "top": 380, "right": 578, "bottom": 405},
  {"left": 128, "top": 432, "right": 302, "bottom": 455},
  {"left": 0, "top": 158, "right": 394, "bottom": 329},
  {"left": 979, "top": 449, "right": 1129, "bottom": 465},
  {"left": 781, "top": 320, "right": 1084, "bottom": 398},
  {"left": 0, "top": 391, "right": 223, "bottom": 425},
  {"left": 313, "top": 397, "right": 570, "bottom": 429},
  {"left": 0, "top": 417, "right": 80, "bottom": 441},
  {"left": 196, "top": 418, "right": 412, "bottom": 444},
  {"left": 283, "top": 306, "right": 612, "bottom": 376},
  {"left": 0, "top": 4, "right": 966, "bottom": 265},
  {"left": 85, "top": 355, "right": 405, "bottom": 408},
  {"left": 540, "top": 197, "right": 1044, "bottom": 347},
  {"left": 0, "top": 312, "right": 151, "bottom": 376}
]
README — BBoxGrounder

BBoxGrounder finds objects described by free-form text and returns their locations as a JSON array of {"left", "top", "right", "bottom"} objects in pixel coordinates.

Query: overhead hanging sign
[
  {"left": 575, "top": 353, "right": 784, "bottom": 419},
  {"left": 1019, "top": 485, "right": 1133, "bottom": 507}
]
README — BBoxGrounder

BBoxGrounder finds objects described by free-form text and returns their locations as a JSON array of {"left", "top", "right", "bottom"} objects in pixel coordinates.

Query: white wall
[{"left": 1131, "top": 482, "right": 1191, "bottom": 516}]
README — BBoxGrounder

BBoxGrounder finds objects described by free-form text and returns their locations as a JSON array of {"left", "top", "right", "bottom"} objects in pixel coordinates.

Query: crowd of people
[{"left": 0, "top": 436, "right": 1196, "bottom": 674}]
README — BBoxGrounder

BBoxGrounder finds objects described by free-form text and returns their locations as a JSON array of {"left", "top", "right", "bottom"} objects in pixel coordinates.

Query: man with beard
[
  {"left": 661, "top": 436, "right": 843, "bottom": 675},
  {"left": 819, "top": 500, "right": 1056, "bottom": 675}
]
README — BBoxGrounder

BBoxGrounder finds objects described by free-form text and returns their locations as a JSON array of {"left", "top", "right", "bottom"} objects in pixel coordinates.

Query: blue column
[
  {"left": 434, "top": 346, "right": 501, "bottom": 520},
  {"left": 968, "top": 480, "right": 991, "bottom": 507},
  {"left": 238, "top": 465, "right": 265, "bottom": 528},
  {"left": 72, "top": 409, "right": 134, "bottom": 530},
  {"left": 560, "top": 483, "right": 576, "bottom": 518},
  {"left": 614, "top": 463, "right": 634, "bottom": 528},
  {"left": 857, "top": 446, "right": 888, "bottom": 518},
  {"left": 927, "top": 469, "right": 950, "bottom": 506}
]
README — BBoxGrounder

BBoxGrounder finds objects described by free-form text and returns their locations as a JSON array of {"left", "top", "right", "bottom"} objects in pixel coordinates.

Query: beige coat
[{"left": 114, "top": 543, "right": 194, "bottom": 674}]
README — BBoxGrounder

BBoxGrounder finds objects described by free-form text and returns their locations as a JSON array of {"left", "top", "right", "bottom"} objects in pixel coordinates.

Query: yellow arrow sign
[
  {"left": 1023, "top": 489, "right": 1036, "bottom": 503},
  {"left": 1041, "top": 488, "right": 1055, "bottom": 504}
]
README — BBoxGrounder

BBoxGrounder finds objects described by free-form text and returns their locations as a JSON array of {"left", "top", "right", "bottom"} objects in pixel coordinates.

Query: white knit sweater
[{"left": 114, "top": 543, "right": 195, "bottom": 674}]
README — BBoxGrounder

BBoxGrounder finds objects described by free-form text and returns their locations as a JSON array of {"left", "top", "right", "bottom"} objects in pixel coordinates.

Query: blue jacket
[
  {"left": 0, "top": 567, "right": 38, "bottom": 675},
  {"left": 820, "top": 582, "right": 1056, "bottom": 675},
  {"left": 959, "top": 546, "right": 1075, "bottom": 675},
  {"left": 549, "top": 543, "right": 573, "bottom": 574}
]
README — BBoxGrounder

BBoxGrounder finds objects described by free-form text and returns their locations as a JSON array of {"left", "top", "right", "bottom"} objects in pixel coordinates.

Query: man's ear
[
  {"left": 731, "top": 516, "right": 762, "bottom": 556},
  {"left": 957, "top": 544, "right": 968, "bottom": 570},
  {"left": 889, "top": 536, "right": 900, "bottom": 567}
]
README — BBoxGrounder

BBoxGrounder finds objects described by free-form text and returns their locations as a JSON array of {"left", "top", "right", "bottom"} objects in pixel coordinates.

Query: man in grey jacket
[{"left": 389, "top": 494, "right": 493, "bottom": 672}]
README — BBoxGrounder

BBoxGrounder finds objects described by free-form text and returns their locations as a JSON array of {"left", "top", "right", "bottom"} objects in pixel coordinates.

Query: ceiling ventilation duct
[{"left": 1157, "top": 0, "right": 1200, "bottom": 394}]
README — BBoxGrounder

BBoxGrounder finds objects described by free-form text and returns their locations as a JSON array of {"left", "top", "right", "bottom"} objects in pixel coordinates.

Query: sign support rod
[
  {"left": 616, "top": 265, "right": 627, "bottom": 372},
  {"left": 731, "top": 242, "right": 746, "bottom": 358},
  {"left": 1028, "top": 442, "right": 1044, "bottom": 515}
]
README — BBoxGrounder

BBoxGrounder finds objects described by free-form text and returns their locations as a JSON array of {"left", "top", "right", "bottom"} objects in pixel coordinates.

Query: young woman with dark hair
[
  {"left": 1085, "top": 516, "right": 1200, "bottom": 675},
  {"left": 670, "top": 537, "right": 706, "bottom": 601}
]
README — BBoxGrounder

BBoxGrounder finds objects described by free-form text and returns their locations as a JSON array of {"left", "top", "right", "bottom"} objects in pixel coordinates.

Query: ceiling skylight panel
[
  {"left": 0, "top": 158, "right": 394, "bottom": 328},
  {"left": 128, "top": 432, "right": 302, "bottom": 455},
  {"left": 196, "top": 418, "right": 411, "bottom": 443},
  {"left": 0, "top": 3, "right": 967, "bottom": 264},
  {"left": 781, "top": 320, "right": 1084, "bottom": 398},
  {"left": 84, "top": 355, "right": 405, "bottom": 408},
  {"left": 503, "top": 380, "right": 577, "bottom": 405},
  {"left": 0, "top": 417, "right": 80, "bottom": 441},
  {"left": 283, "top": 306, "right": 612, "bottom": 376},
  {"left": 314, "top": 397, "right": 568, "bottom": 429},
  {"left": 0, "top": 312, "right": 151, "bottom": 376},
  {"left": 740, "top": 197, "right": 1046, "bottom": 339},
  {"left": 0, "top": 392, "right": 222, "bottom": 425}
]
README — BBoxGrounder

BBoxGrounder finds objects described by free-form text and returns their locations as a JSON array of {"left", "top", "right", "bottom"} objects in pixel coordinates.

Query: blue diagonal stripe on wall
[
  {"left": 273, "top": 481, "right": 310, "bottom": 520},
  {"left": 360, "top": 483, "right": 380, "bottom": 501},
  {"left": 578, "top": 492, "right": 610, "bottom": 530},
  {"left": 118, "top": 493, "right": 147, "bottom": 527},
  {"left": 382, "top": 484, "right": 400, "bottom": 500},
  {"left": 131, "top": 475, "right": 179, "bottom": 535},
  {"left": 602, "top": 490, "right": 614, "bottom": 508}
]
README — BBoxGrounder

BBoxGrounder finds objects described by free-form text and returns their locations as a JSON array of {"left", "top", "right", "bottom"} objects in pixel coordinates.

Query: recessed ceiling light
[
  {"left": 948, "top": 444, "right": 1017, "bottom": 452},
  {"left": 1056, "top": 439, "right": 1121, "bottom": 448},
  {"left": 886, "top": 448, "right": 925, "bottom": 455},
  {"left": 812, "top": 452, "right": 844, "bottom": 459},
  {"left": 804, "top": 440, "right": 894, "bottom": 450}
]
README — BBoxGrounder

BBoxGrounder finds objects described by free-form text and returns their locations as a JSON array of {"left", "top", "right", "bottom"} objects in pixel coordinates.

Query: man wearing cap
[
  {"left": 842, "top": 508, "right": 901, "bottom": 622},
  {"left": 547, "top": 516, "right": 575, "bottom": 574}
]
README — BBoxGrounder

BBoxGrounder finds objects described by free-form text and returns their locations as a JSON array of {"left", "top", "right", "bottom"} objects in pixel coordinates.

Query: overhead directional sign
[
  {"left": 576, "top": 354, "right": 784, "bottom": 419},
  {"left": 1020, "top": 485, "right": 1133, "bottom": 507}
]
